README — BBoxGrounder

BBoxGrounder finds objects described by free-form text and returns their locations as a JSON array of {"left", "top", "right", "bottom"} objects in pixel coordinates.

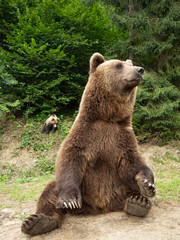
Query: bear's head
[
  {"left": 79, "top": 53, "right": 144, "bottom": 124},
  {"left": 49, "top": 114, "right": 59, "bottom": 127},
  {"left": 90, "top": 53, "right": 144, "bottom": 96}
]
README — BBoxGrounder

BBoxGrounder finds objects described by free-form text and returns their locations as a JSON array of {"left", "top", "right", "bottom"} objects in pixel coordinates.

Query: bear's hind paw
[
  {"left": 21, "top": 213, "right": 58, "bottom": 236},
  {"left": 125, "top": 195, "right": 151, "bottom": 217}
]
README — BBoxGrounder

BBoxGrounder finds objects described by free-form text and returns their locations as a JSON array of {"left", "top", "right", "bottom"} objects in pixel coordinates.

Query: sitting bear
[
  {"left": 21, "top": 53, "right": 156, "bottom": 236},
  {"left": 42, "top": 114, "right": 59, "bottom": 134}
]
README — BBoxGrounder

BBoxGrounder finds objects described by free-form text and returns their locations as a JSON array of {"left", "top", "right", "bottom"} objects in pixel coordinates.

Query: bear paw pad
[
  {"left": 125, "top": 195, "right": 151, "bottom": 217},
  {"left": 21, "top": 213, "right": 58, "bottom": 236}
]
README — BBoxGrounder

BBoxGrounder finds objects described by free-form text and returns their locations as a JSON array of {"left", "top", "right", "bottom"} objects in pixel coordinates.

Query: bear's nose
[{"left": 136, "top": 67, "right": 144, "bottom": 75}]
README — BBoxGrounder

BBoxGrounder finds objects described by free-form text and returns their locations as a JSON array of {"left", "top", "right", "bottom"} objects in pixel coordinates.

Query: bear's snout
[{"left": 136, "top": 67, "right": 144, "bottom": 75}]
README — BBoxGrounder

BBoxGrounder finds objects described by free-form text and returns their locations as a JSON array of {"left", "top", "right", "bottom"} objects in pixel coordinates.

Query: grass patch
[
  {"left": 156, "top": 178, "right": 180, "bottom": 200},
  {"left": 0, "top": 117, "right": 179, "bottom": 208},
  {"left": 0, "top": 156, "right": 56, "bottom": 182},
  {"left": 17, "top": 117, "right": 73, "bottom": 152},
  {"left": 0, "top": 174, "right": 54, "bottom": 204},
  {"left": 0, "top": 116, "right": 74, "bottom": 182},
  {"left": 0, "top": 116, "right": 74, "bottom": 207},
  {"left": 0, "top": 164, "right": 18, "bottom": 182},
  {"left": 152, "top": 150, "right": 180, "bottom": 201},
  {"left": 18, "top": 122, "right": 60, "bottom": 151},
  {"left": 19, "top": 155, "right": 56, "bottom": 179}
]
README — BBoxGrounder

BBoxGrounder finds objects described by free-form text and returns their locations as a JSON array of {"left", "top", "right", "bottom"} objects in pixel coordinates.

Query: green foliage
[
  {"left": 19, "top": 156, "right": 56, "bottom": 179},
  {"left": 18, "top": 116, "right": 73, "bottom": 151},
  {"left": 0, "top": 0, "right": 179, "bottom": 141},
  {"left": 0, "top": 48, "right": 21, "bottom": 121},
  {"left": 0, "top": 0, "right": 18, "bottom": 46},
  {"left": 59, "top": 117, "right": 74, "bottom": 141},
  {"left": 98, "top": 0, "right": 179, "bottom": 86},
  {"left": 0, "top": 164, "right": 17, "bottom": 182},
  {"left": 88, "top": 0, "right": 180, "bottom": 142},
  {"left": 35, "top": 156, "right": 55, "bottom": 174},
  {"left": 1, "top": 0, "right": 120, "bottom": 117},
  {"left": 18, "top": 121, "right": 56, "bottom": 151},
  {"left": 133, "top": 72, "right": 180, "bottom": 143}
]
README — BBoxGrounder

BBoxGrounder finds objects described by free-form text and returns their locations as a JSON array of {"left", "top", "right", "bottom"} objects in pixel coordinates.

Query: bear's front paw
[
  {"left": 56, "top": 188, "right": 82, "bottom": 210},
  {"left": 135, "top": 173, "right": 156, "bottom": 197},
  {"left": 137, "top": 178, "right": 156, "bottom": 197}
]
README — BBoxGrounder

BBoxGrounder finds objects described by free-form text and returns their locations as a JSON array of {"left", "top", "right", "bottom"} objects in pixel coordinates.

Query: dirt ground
[
  {"left": 0, "top": 198, "right": 180, "bottom": 240},
  {"left": 0, "top": 131, "right": 180, "bottom": 239}
]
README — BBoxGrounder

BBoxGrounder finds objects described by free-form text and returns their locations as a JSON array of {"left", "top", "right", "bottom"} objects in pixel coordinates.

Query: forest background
[{"left": 0, "top": 0, "right": 179, "bottom": 143}]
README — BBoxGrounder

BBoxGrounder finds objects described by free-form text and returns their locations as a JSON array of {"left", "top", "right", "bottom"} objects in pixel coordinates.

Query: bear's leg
[
  {"left": 124, "top": 195, "right": 151, "bottom": 217},
  {"left": 21, "top": 181, "right": 64, "bottom": 236},
  {"left": 46, "top": 124, "right": 53, "bottom": 134},
  {"left": 52, "top": 126, "right": 57, "bottom": 133}
]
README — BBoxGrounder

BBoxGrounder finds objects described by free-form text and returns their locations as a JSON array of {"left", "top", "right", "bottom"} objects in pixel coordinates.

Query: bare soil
[
  {"left": 0, "top": 199, "right": 180, "bottom": 240},
  {"left": 0, "top": 130, "right": 180, "bottom": 239}
]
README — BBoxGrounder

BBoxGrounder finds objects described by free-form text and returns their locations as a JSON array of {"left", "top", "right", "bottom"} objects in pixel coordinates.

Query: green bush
[
  {"left": 0, "top": 0, "right": 179, "bottom": 142},
  {"left": 133, "top": 72, "right": 180, "bottom": 143},
  {"left": 1, "top": 0, "right": 120, "bottom": 117},
  {"left": 0, "top": 48, "right": 21, "bottom": 121}
]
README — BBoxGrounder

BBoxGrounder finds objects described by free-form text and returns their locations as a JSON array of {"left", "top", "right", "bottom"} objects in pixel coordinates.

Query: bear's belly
[
  {"left": 81, "top": 160, "right": 126, "bottom": 211},
  {"left": 80, "top": 121, "right": 135, "bottom": 211}
]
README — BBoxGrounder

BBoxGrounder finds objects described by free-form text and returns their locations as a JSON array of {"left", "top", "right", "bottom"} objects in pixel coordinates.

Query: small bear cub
[{"left": 42, "top": 114, "right": 59, "bottom": 134}]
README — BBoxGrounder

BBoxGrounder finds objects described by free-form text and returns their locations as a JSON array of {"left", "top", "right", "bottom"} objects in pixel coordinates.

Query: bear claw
[
  {"left": 56, "top": 188, "right": 82, "bottom": 210},
  {"left": 74, "top": 201, "right": 79, "bottom": 208},
  {"left": 71, "top": 202, "right": 75, "bottom": 209},
  {"left": 63, "top": 202, "right": 68, "bottom": 208},
  {"left": 128, "top": 195, "right": 151, "bottom": 208},
  {"left": 62, "top": 200, "right": 81, "bottom": 209},
  {"left": 136, "top": 175, "right": 156, "bottom": 198},
  {"left": 68, "top": 202, "right": 73, "bottom": 209}
]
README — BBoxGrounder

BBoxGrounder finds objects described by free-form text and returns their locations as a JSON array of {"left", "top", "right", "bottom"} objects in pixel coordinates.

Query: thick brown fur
[{"left": 21, "top": 53, "right": 156, "bottom": 236}]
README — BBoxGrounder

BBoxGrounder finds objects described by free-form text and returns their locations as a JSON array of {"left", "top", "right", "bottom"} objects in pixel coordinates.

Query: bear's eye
[{"left": 117, "top": 63, "right": 123, "bottom": 69}]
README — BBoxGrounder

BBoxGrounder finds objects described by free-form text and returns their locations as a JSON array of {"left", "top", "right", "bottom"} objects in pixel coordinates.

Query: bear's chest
[{"left": 86, "top": 121, "right": 128, "bottom": 165}]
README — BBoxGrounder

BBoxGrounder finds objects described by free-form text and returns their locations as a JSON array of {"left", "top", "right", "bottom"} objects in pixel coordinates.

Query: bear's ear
[
  {"left": 90, "top": 53, "right": 105, "bottom": 73},
  {"left": 126, "top": 59, "right": 133, "bottom": 66}
]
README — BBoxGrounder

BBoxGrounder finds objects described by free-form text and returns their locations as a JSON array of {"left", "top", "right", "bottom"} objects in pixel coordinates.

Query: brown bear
[
  {"left": 21, "top": 53, "right": 156, "bottom": 236},
  {"left": 42, "top": 114, "right": 59, "bottom": 134}
]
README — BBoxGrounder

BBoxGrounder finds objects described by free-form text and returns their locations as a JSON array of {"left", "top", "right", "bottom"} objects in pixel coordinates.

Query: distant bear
[
  {"left": 21, "top": 53, "right": 156, "bottom": 236},
  {"left": 42, "top": 114, "right": 59, "bottom": 134}
]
